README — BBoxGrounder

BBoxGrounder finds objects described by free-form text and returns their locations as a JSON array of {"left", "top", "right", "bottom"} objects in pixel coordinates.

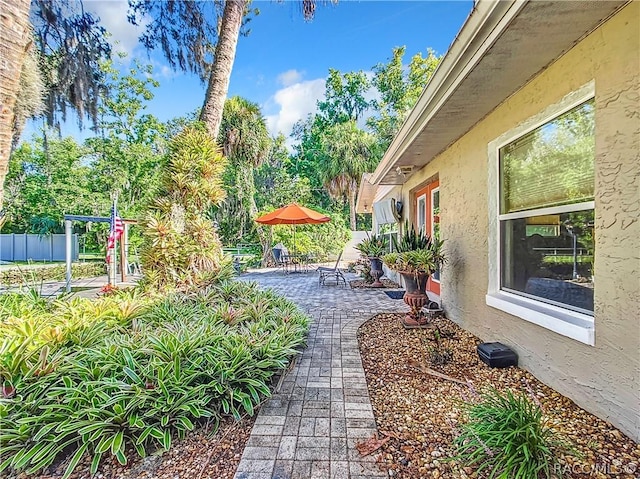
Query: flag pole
[
  {"left": 120, "top": 226, "right": 126, "bottom": 283},
  {"left": 109, "top": 196, "right": 117, "bottom": 286}
]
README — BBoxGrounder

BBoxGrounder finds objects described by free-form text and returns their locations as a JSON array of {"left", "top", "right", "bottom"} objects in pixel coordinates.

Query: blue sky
[{"left": 27, "top": 1, "right": 473, "bottom": 143}]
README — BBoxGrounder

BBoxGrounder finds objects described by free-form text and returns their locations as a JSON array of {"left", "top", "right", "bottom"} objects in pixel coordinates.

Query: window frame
[
  {"left": 377, "top": 222, "right": 398, "bottom": 254},
  {"left": 416, "top": 194, "right": 427, "bottom": 235},
  {"left": 430, "top": 187, "right": 441, "bottom": 284},
  {"left": 430, "top": 187, "right": 440, "bottom": 238},
  {"left": 486, "top": 81, "right": 596, "bottom": 346}
]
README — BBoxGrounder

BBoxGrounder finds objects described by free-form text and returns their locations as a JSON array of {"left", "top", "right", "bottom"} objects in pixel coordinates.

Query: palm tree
[
  {"left": 217, "top": 96, "right": 273, "bottom": 263},
  {"left": 0, "top": 0, "right": 31, "bottom": 211},
  {"left": 217, "top": 95, "right": 271, "bottom": 231},
  {"left": 200, "top": 0, "right": 322, "bottom": 138},
  {"left": 200, "top": 0, "right": 248, "bottom": 138},
  {"left": 320, "top": 120, "right": 377, "bottom": 230}
]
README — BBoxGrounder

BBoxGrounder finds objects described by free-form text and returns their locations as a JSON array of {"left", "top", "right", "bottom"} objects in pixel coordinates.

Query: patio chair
[
  {"left": 273, "top": 245, "right": 291, "bottom": 274},
  {"left": 317, "top": 251, "right": 346, "bottom": 287}
]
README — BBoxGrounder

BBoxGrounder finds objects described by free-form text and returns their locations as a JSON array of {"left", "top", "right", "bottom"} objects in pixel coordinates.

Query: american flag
[{"left": 106, "top": 203, "right": 124, "bottom": 263}]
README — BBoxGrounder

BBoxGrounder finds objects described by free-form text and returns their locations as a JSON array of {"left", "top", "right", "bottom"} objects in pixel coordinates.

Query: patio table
[{"left": 283, "top": 254, "right": 311, "bottom": 273}]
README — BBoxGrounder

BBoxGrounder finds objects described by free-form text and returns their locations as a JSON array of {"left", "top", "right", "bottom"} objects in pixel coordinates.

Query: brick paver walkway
[{"left": 234, "top": 269, "right": 403, "bottom": 479}]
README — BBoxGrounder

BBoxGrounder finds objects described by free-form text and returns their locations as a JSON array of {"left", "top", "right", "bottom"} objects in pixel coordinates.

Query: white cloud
[
  {"left": 87, "top": 2, "right": 179, "bottom": 80},
  {"left": 277, "top": 69, "right": 303, "bottom": 87},
  {"left": 143, "top": 58, "right": 180, "bottom": 80},
  {"left": 264, "top": 78, "right": 326, "bottom": 144},
  {"left": 86, "top": 1, "right": 149, "bottom": 57}
]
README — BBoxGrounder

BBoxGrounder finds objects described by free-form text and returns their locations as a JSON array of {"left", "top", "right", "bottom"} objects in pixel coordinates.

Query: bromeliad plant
[
  {"left": 453, "top": 388, "right": 567, "bottom": 479},
  {"left": 0, "top": 281, "right": 309, "bottom": 478}
]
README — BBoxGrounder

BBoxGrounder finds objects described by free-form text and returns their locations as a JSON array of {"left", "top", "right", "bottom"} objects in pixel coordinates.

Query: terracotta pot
[
  {"left": 400, "top": 271, "right": 430, "bottom": 328},
  {"left": 368, "top": 257, "right": 384, "bottom": 288}
]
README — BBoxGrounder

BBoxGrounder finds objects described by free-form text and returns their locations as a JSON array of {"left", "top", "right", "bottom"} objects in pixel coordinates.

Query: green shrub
[
  {"left": 0, "top": 282, "right": 309, "bottom": 478},
  {"left": 454, "top": 388, "right": 566, "bottom": 479},
  {"left": 272, "top": 209, "right": 350, "bottom": 259},
  {"left": 0, "top": 262, "right": 105, "bottom": 286}
]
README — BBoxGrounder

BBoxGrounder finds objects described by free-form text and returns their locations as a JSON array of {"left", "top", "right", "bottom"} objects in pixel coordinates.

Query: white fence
[{"left": 0, "top": 234, "right": 79, "bottom": 262}]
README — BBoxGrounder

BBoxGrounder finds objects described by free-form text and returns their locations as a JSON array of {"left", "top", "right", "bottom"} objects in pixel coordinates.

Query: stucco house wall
[{"left": 376, "top": 3, "right": 639, "bottom": 440}]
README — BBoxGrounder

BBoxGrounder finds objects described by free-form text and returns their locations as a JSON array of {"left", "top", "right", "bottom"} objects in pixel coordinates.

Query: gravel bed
[
  {"left": 13, "top": 416, "right": 255, "bottom": 479},
  {"left": 358, "top": 313, "right": 639, "bottom": 479},
  {"left": 350, "top": 278, "right": 401, "bottom": 289}
]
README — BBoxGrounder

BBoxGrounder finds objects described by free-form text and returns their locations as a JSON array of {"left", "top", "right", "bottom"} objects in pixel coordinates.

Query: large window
[{"left": 499, "top": 99, "right": 595, "bottom": 314}]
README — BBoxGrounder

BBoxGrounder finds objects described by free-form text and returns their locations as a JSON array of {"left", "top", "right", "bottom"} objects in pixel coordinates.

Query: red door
[{"left": 415, "top": 180, "right": 440, "bottom": 296}]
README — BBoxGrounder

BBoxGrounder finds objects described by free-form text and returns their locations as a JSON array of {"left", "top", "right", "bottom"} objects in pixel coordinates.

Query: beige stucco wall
[{"left": 381, "top": 3, "right": 640, "bottom": 440}]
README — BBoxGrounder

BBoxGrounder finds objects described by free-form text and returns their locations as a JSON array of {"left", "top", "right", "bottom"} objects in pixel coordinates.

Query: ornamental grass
[{"left": 0, "top": 281, "right": 309, "bottom": 478}]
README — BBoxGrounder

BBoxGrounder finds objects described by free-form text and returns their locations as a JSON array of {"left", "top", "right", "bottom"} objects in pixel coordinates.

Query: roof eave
[
  {"left": 371, "top": 0, "right": 518, "bottom": 185},
  {"left": 370, "top": 0, "right": 628, "bottom": 186}
]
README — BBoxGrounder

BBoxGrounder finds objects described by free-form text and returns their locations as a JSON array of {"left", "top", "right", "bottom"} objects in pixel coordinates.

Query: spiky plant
[
  {"left": 139, "top": 126, "right": 231, "bottom": 290},
  {"left": 393, "top": 220, "right": 430, "bottom": 252},
  {"left": 454, "top": 388, "right": 566, "bottom": 478},
  {"left": 355, "top": 233, "right": 388, "bottom": 258},
  {"left": 383, "top": 220, "right": 446, "bottom": 275}
]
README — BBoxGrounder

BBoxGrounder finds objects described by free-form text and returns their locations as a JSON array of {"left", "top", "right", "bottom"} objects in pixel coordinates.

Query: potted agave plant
[
  {"left": 355, "top": 234, "right": 388, "bottom": 288},
  {"left": 383, "top": 222, "right": 446, "bottom": 328}
]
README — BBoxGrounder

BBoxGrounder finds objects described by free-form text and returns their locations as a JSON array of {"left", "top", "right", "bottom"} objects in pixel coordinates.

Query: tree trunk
[
  {"left": 348, "top": 189, "right": 357, "bottom": 231},
  {"left": 0, "top": 0, "right": 31, "bottom": 211},
  {"left": 200, "top": 0, "right": 247, "bottom": 139},
  {"left": 244, "top": 167, "right": 272, "bottom": 267},
  {"left": 261, "top": 226, "right": 274, "bottom": 267}
]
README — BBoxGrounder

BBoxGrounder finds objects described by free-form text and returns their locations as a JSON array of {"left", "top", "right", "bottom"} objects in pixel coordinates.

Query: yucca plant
[{"left": 454, "top": 388, "right": 567, "bottom": 478}]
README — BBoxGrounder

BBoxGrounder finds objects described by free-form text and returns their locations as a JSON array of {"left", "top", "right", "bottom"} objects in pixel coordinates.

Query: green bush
[
  {"left": 0, "top": 282, "right": 309, "bottom": 478},
  {"left": 0, "top": 262, "right": 105, "bottom": 286},
  {"left": 272, "top": 209, "right": 350, "bottom": 259},
  {"left": 454, "top": 388, "right": 566, "bottom": 479}
]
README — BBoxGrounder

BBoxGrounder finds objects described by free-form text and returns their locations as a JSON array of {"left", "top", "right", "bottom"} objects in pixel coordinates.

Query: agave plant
[
  {"left": 355, "top": 234, "right": 388, "bottom": 258},
  {"left": 383, "top": 220, "right": 446, "bottom": 274},
  {"left": 392, "top": 220, "right": 429, "bottom": 252}
]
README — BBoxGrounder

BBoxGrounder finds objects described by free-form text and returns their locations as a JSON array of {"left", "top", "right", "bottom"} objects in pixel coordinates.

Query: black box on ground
[{"left": 477, "top": 342, "right": 518, "bottom": 368}]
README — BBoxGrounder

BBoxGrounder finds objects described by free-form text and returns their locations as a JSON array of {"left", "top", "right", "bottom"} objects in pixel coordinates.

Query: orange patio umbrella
[{"left": 255, "top": 203, "right": 330, "bottom": 254}]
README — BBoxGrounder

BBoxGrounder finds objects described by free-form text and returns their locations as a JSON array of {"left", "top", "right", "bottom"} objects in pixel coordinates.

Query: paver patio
[{"left": 234, "top": 268, "right": 403, "bottom": 479}]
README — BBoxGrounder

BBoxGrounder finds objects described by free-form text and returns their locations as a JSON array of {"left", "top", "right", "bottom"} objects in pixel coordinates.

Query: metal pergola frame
[{"left": 63, "top": 214, "right": 137, "bottom": 293}]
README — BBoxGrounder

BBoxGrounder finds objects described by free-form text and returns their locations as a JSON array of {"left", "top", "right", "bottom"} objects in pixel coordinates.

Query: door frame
[{"left": 414, "top": 178, "right": 440, "bottom": 296}]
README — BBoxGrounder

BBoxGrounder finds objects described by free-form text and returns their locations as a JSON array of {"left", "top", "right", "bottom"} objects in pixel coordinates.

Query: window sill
[{"left": 485, "top": 291, "right": 594, "bottom": 346}]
